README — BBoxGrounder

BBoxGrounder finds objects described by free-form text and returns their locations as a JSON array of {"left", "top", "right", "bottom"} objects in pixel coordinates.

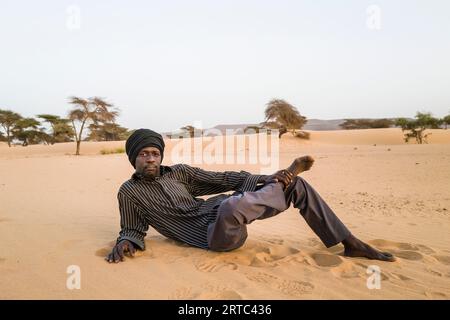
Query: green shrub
[
  {"left": 294, "top": 131, "right": 310, "bottom": 140},
  {"left": 100, "top": 147, "right": 125, "bottom": 155}
]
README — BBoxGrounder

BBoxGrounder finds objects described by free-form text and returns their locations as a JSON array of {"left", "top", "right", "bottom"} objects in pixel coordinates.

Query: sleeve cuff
[
  {"left": 240, "top": 174, "right": 265, "bottom": 192},
  {"left": 116, "top": 236, "right": 146, "bottom": 250}
]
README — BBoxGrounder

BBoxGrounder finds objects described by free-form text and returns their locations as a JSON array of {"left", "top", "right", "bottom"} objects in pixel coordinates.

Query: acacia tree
[
  {"left": 85, "top": 97, "right": 122, "bottom": 142},
  {"left": 340, "top": 118, "right": 393, "bottom": 130},
  {"left": 53, "top": 120, "right": 75, "bottom": 143},
  {"left": 37, "top": 114, "right": 74, "bottom": 144},
  {"left": 0, "top": 109, "right": 22, "bottom": 147},
  {"left": 180, "top": 125, "right": 200, "bottom": 138},
  {"left": 442, "top": 115, "right": 450, "bottom": 130},
  {"left": 87, "top": 122, "right": 129, "bottom": 141},
  {"left": 244, "top": 125, "right": 262, "bottom": 134},
  {"left": 11, "top": 117, "right": 50, "bottom": 146},
  {"left": 263, "top": 99, "right": 306, "bottom": 138},
  {"left": 68, "top": 96, "right": 119, "bottom": 155},
  {"left": 396, "top": 112, "right": 441, "bottom": 144}
]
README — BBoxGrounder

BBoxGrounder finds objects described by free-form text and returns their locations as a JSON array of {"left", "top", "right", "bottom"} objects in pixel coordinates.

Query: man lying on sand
[{"left": 106, "top": 129, "right": 395, "bottom": 263}]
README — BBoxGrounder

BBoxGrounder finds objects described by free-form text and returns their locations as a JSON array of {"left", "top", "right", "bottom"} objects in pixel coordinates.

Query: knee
[
  {"left": 217, "top": 197, "right": 244, "bottom": 225},
  {"left": 293, "top": 176, "right": 306, "bottom": 184},
  {"left": 209, "top": 232, "right": 247, "bottom": 252},
  {"left": 287, "top": 176, "right": 306, "bottom": 191},
  {"left": 208, "top": 211, "right": 248, "bottom": 252},
  {"left": 285, "top": 176, "right": 307, "bottom": 204}
]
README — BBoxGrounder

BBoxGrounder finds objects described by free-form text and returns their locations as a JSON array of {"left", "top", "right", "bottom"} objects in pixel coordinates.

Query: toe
[{"left": 381, "top": 252, "right": 396, "bottom": 262}]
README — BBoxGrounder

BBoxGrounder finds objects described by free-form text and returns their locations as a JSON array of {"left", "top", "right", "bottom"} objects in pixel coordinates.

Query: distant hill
[
  {"left": 303, "top": 119, "right": 345, "bottom": 131},
  {"left": 162, "top": 118, "right": 400, "bottom": 137},
  {"left": 208, "top": 119, "right": 346, "bottom": 134}
]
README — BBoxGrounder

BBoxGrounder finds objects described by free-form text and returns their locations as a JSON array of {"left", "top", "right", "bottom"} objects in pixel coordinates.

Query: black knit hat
[{"left": 125, "top": 129, "right": 165, "bottom": 168}]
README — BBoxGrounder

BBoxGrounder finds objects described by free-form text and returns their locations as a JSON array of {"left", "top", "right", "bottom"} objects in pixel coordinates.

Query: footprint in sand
[
  {"left": 200, "top": 283, "right": 229, "bottom": 291},
  {"left": 391, "top": 250, "right": 424, "bottom": 261},
  {"left": 397, "top": 243, "right": 420, "bottom": 251},
  {"left": 268, "top": 245, "right": 300, "bottom": 261},
  {"left": 276, "top": 280, "right": 314, "bottom": 296},
  {"left": 354, "top": 262, "right": 389, "bottom": 281},
  {"left": 245, "top": 271, "right": 314, "bottom": 297},
  {"left": 425, "top": 268, "right": 442, "bottom": 277},
  {"left": 307, "top": 238, "right": 347, "bottom": 256},
  {"left": 425, "top": 291, "right": 448, "bottom": 299},
  {"left": 265, "top": 238, "right": 284, "bottom": 245},
  {"left": 310, "top": 253, "right": 343, "bottom": 267},
  {"left": 326, "top": 245, "right": 345, "bottom": 255},
  {"left": 0, "top": 258, "right": 5, "bottom": 263},
  {"left": 194, "top": 260, "right": 238, "bottom": 273},
  {"left": 249, "top": 251, "right": 275, "bottom": 267},
  {"left": 245, "top": 272, "right": 279, "bottom": 284},
  {"left": 307, "top": 238, "right": 325, "bottom": 248},
  {"left": 369, "top": 239, "right": 417, "bottom": 250},
  {"left": 194, "top": 241, "right": 302, "bottom": 271},
  {"left": 249, "top": 244, "right": 301, "bottom": 267},
  {"left": 391, "top": 273, "right": 413, "bottom": 281},
  {"left": 330, "top": 261, "right": 362, "bottom": 279},
  {"left": 432, "top": 255, "right": 450, "bottom": 265},
  {"left": 241, "top": 241, "right": 301, "bottom": 267},
  {"left": 415, "top": 244, "right": 436, "bottom": 255},
  {"left": 367, "top": 239, "right": 436, "bottom": 261}
]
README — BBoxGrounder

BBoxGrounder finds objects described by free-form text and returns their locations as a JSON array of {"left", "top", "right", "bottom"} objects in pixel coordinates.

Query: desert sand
[{"left": 1, "top": 128, "right": 449, "bottom": 299}]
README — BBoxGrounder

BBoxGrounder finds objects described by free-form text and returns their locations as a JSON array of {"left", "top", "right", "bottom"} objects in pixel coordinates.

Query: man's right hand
[{"left": 106, "top": 239, "right": 136, "bottom": 263}]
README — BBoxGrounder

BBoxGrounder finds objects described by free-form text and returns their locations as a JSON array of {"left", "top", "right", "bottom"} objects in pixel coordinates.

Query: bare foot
[
  {"left": 286, "top": 156, "right": 315, "bottom": 176},
  {"left": 342, "top": 234, "right": 396, "bottom": 262}
]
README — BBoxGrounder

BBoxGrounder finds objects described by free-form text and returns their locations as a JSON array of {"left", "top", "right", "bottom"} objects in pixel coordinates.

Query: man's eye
[{"left": 139, "top": 152, "right": 159, "bottom": 157}]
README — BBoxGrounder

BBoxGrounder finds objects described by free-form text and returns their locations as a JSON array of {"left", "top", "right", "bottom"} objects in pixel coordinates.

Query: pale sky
[{"left": 1, "top": 0, "right": 449, "bottom": 132}]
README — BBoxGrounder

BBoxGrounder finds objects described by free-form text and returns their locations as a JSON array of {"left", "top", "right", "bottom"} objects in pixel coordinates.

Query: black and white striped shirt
[{"left": 116, "top": 164, "right": 264, "bottom": 250}]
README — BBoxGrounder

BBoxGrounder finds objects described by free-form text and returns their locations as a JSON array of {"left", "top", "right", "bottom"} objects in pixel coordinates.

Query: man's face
[{"left": 135, "top": 146, "right": 162, "bottom": 179}]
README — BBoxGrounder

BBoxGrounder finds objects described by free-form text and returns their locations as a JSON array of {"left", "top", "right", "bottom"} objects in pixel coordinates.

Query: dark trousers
[{"left": 207, "top": 176, "right": 351, "bottom": 251}]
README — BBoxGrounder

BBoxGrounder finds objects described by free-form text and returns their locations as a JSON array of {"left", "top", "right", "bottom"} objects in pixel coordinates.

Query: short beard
[
  {"left": 136, "top": 166, "right": 158, "bottom": 180},
  {"left": 142, "top": 172, "right": 156, "bottom": 180}
]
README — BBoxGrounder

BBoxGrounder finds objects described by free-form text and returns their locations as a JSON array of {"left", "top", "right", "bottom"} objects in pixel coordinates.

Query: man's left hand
[{"left": 261, "top": 170, "right": 294, "bottom": 188}]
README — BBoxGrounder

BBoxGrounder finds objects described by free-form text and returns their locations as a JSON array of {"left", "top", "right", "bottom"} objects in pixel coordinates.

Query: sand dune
[
  {"left": 307, "top": 128, "right": 450, "bottom": 145},
  {"left": 0, "top": 128, "right": 449, "bottom": 299}
]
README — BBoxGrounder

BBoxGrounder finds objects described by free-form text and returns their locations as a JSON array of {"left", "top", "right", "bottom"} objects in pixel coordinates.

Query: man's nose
[{"left": 146, "top": 156, "right": 156, "bottom": 163}]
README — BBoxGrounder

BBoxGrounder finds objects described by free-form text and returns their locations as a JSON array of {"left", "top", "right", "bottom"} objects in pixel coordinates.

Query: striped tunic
[{"left": 116, "top": 164, "right": 264, "bottom": 250}]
